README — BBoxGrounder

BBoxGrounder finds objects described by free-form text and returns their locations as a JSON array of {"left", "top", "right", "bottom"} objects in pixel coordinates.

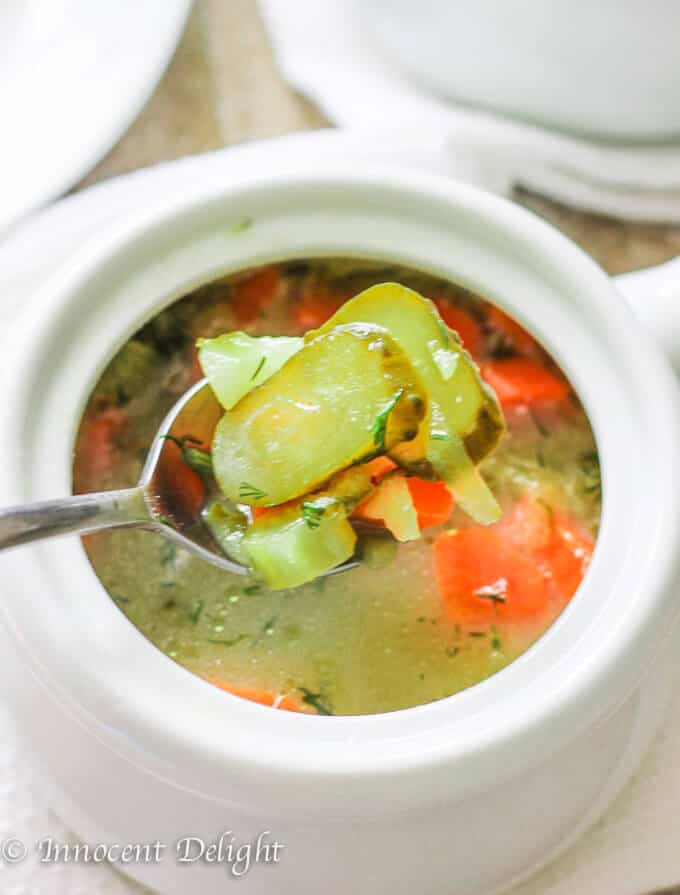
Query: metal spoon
[{"left": 0, "top": 378, "right": 357, "bottom": 578}]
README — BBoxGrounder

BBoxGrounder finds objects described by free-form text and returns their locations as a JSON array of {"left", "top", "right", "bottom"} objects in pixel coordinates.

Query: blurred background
[{"left": 5, "top": 0, "right": 680, "bottom": 273}]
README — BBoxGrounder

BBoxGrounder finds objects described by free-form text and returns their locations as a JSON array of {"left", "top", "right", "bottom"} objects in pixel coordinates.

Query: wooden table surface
[{"left": 77, "top": 0, "right": 680, "bottom": 278}]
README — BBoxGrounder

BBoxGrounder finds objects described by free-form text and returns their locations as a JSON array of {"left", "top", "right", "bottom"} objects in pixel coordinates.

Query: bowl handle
[{"left": 614, "top": 257, "right": 680, "bottom": 374}]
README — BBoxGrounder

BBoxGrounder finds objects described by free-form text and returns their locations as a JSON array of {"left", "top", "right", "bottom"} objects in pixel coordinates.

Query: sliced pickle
[
  {"left": 212, "top": 323, "right": 426, "bottom": 507},
  {"left": 308, "top": 283, "right": 504, "bottom": 522}
]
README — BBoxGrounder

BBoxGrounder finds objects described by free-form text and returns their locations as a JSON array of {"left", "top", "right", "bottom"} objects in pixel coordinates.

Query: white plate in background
[{"left": 0, "top": 0, "right": 192, "bottom": 234}]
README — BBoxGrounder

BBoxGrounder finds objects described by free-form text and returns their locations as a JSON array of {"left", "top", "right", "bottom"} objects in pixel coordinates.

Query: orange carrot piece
[
  {"left": 362, "top": 456, "right": 398, "bottom": 480},
  {"left": 501, "top": 495, "right": 594, "bottom": 600},
  {"left": 232, "top": 267, "right": 281, "bottom": 326},
  {"left": 481, "top": 358, "right": 570, "bottom": 406},
  {"left": 487, "top": 306, "right": 540, "bottom": 356},
  {"left": 499, "top": 494, "right": 554, "bottom": 554},
  {"left": 157, "top": 439, "right": 205, "bottom": 519},
  {"left": 203, "top": 678, "right": 302, "bottom": 712},
  {"left": 433, "top": 302, "right": 483, "bottom": 356},
  {"left": 406, "top": 478, "right": 454, "bottom": 529},
  {"left": 434, "top": 527, "right": 550, "bottom": 624},
  {"left": 352, "top": 491, "right": 386, "bottom": 524},
  {"left": 75, "top": 406, "right": 129, "bottom": 485},
  {"left": 546, "top": 515, "right": 594, "bottom": 600},
  {"left": 353, "top": 473, "right": 453, "bottom": 531},
  {"left": 294, "top": 293, "right": 345, "bottom": 331}
]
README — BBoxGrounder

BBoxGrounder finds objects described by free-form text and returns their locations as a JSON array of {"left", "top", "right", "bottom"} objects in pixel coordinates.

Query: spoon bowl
[{"left": 0, "top": 377, "right": 358, "bottom": 579}]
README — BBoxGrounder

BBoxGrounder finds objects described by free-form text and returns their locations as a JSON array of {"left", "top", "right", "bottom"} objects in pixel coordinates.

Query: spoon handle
[{"left": 0, "top": 488, "right": 151, "bottom": 550}]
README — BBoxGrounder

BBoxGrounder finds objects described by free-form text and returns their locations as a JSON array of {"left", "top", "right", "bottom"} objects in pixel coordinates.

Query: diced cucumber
[
  {"left": 243, "top": 503, "right": 357, "bottom": 589},
  {"left": 308, "top": 283, "right": 504, "bottom": 523},
  {"left": 197, "top": 332, "right": 303, "bottom": 410},
  {"left": 356, "top": 473, "right": 420, "bottom": 542},
  {"left": 212, "top": 323, "right": 427, "bottom": 507}
]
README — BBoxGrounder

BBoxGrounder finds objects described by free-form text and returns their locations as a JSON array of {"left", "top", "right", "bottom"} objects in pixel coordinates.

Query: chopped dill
[
  {"left": 302, "top": 497, "right": 336, "bottom": 528},
  {"left": 160, "top": 540, "right": 177, "bottom": 566},
  {"left": 262, "top": 616, "right": 277, "bottom": 636},
  {"left": 299, "top": 687, "right": 333, "bottom": 715},
  {"left": 162, "top": 434, "right": 213, "bottom": 477},
  {"left": 580, "top": 450, "right": 601, "bottom": 499},
  {"left": 207, "top": 633, "right": 249, "bottom": 647},
  {"left": 372, "top": 388, "right": 404, "bottom": 451},
  {"left": 115, "top": 384, "right": 130, "bottom": 407},
  {"left": 528, "top": 406, "right": 550, "bottom": 438},
  {"left": 250, "top": 356, "right": 266, "bottom": 381},
  {"left": 231, "top": 217, "right": 253, "bottom": 234},
  {"left": 189, "top": 600, "right": 204, "bottom": 624},
  {"left": 239, "top": 482, "right": 267, "bottom": 500},
  {"left": 302, "top": 503, "right": 325, "bottom": 529}
]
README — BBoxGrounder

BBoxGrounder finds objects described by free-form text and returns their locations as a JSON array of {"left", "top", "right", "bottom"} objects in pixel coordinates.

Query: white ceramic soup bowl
[
  {"left": 0, "top": 165, "right": 679, "bottom": 895},
  {"left": 360, "top": 0, "right": 680, "bottom": 141}
]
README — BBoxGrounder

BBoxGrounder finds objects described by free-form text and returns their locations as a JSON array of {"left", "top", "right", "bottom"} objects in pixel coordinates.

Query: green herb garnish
[
  {"left": 468, "top": 631, "right": 487, "bottom": 638},
  {"left": 239, "top": 482, "right": 267, "bottom": 500},
  {"left": 160, "top": 540, "right": 177, "bottom": 566},
  {"left": 431, "top": 431, "right": 450, "bottom": 441},
  {"left": 250, "top": 356, "right": 266, "bottom": 381},
  {"left": 231, "top": 217, "right": 253, "bottom": 234},
  {"left": 207, "top": 633, "right": 249, "bottom": 647},
  {"left": 529, "top": 406, "right": 550, "bottom": 438},
  {"left": 299, "top": 687, "right": 333, "bottom": 715},
  {"left": 262, "top": 616, "right": 277, "bottom": 636},
  {"left": 301, "top": 502, "right": 326, "bottom": 529},
  {"left": 115, "top": 384, "right": 130, "bottom": 407},
  {"left": 158, "top": 515, "right": 177, "bottom": 530},
  {"left": 243, "top": 584, "right": 261, "bottom": 596},
  {"left": 580, "top": 450, "right": 601, "bottom": 499},
  {"left": 189, "top": 600, "right": 204, "bottom": 624},
  {"left": 371, "top": 388, "right": 404, "bottom": 451},
  {"left": 162, "top": 434, "right": 213, "bottom": 477},
  {"left": 301, "top": 497, "right": 336, "bottom": 529},
  {"left": 490, "top": 626, "right": 503, "bottom": 652},
  {"left": 537, "top": 498, "right": 555, "bottom": 525},
  {"left": 445, "top": 646, "right": 460, "bottom": 658}
]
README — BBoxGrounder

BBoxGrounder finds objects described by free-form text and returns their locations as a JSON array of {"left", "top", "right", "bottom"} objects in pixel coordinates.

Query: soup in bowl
[{"left": 74, "top": 258, "right": 600, "bottom": 716}]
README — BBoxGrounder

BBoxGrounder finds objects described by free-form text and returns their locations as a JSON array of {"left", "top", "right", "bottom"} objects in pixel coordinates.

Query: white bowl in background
[
  {"left": 361, "top": 0, "right": 680, "bottom": 141},
  {"left": 0, "top": 166, "right": 679, "bottom": 894}
]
